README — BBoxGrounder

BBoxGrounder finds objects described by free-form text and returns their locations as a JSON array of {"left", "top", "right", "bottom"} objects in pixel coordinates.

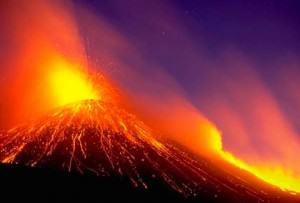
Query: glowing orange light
[
  {"left": 47, "top": 58, "right": 99, "bottom": 107},
  {"left": 202, "top": 124, "right": 223, "bottom": 152},
  {"left": 220, "top": 151, "right": 300, "bottom": 194},
  {"left": 193, "top": 122, "right": 300, "bottom": 193}
]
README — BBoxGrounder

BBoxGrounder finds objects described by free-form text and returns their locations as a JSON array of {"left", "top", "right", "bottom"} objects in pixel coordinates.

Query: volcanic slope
[{"left": 0, "top": 100, "right": 298, "bottom": 202}]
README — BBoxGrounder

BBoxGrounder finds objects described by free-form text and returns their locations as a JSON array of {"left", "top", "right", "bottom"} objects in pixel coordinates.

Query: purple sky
[
  {"left": 71, "top": 0, "right": 300, "bottom": 161},
  {"left": 74, "top": 0, "right": 300, "bottom": 97}
]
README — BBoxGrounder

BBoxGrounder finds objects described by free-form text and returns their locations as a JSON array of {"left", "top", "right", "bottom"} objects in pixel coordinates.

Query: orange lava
[
  {"left": 220, "top": 151, "right": 300, "bottom": 194},
  {"left": 46, "top": 57, "right": 100, "bottom": 107}
]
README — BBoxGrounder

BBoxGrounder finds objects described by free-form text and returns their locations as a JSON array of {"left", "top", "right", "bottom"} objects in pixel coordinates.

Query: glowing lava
[
  {"left": 203, "top": 124, "right": 300, "bottom": 193},
  {"left": 220, "top": 151, "right": 300, "bottom": 194},
  {"left": 47, "top": 58, "right": 100, "bottom": 107}
]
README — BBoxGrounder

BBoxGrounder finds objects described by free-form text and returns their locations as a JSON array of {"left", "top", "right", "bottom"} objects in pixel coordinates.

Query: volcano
[{"left": 0, "top": 100, "right": 298, "bottom": 202}]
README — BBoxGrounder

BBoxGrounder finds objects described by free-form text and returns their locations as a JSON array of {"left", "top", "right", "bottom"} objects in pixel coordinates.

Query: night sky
[
  {"left": 74, "top": 0, "right": 300, "bottom": 100},
  {"left": 77, "top": 0, "right": 300, "bottom": 72}
]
